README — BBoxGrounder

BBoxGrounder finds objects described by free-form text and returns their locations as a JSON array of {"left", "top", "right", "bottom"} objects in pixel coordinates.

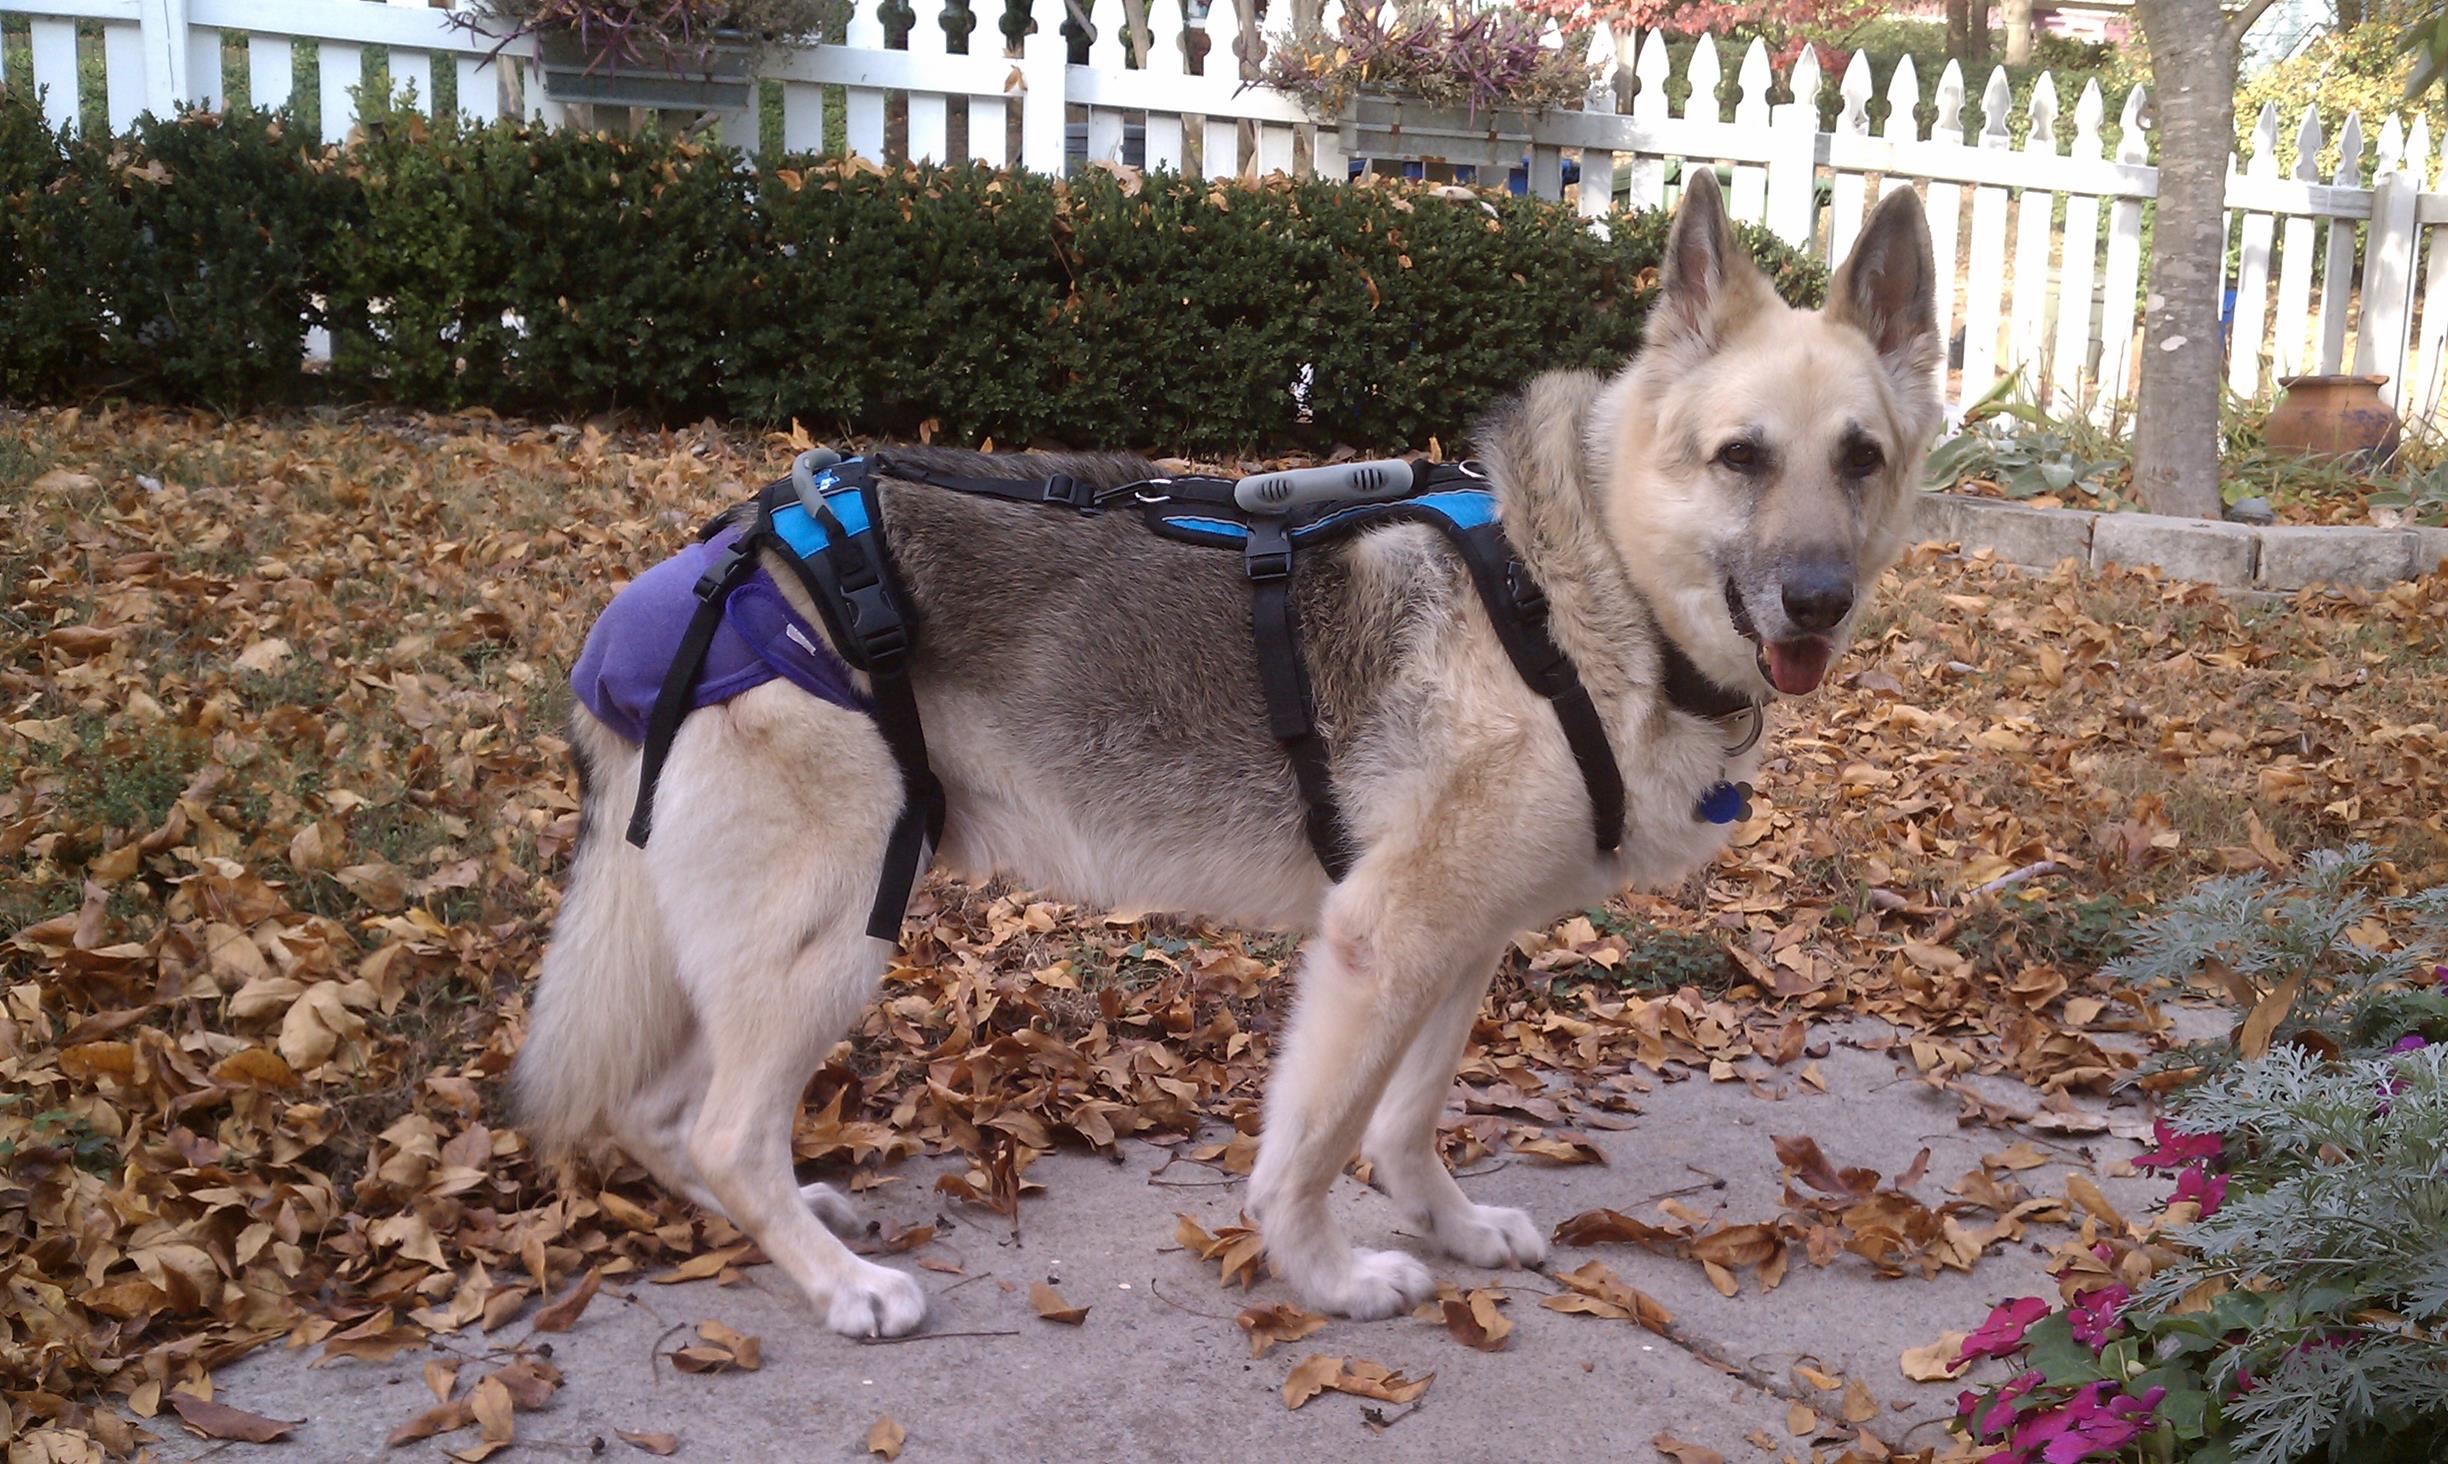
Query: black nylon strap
[
  {"left": 1442, "top": 524, "right": 1628, "bottom": 855},
  {"left": 626, "top": 534, "right": 761, "bottom": 848},
  {"left": 1245, "top": 518, "right": 1352, "bottom": 880},
  {"left": 862, "top": 668, "right": 944, "bottom": 940}
]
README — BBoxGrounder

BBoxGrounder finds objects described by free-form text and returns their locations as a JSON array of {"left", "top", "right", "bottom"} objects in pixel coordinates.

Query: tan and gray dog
[{"left": 515, "top": 171, "right": 1943, "bottom": 1337}]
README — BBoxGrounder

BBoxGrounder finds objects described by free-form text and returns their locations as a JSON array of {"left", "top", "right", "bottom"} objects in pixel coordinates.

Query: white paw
[
  {"left": 1306, "top": 1247, "right": 1437, "bottom": 1321},
  {"left": 798, "top": 1181, "right": 860, "bottom": 1236},
  {"left": 820, "top": 1260, "right": 927, "bottom": 1339},
  {"left": 1432, "top": 1203, "right": 1547, "bottom": 1269}
]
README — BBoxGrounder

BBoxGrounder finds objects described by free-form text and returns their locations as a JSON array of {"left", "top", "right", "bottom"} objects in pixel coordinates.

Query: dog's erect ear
[
  {"left": 1647, "top": 169, "right": 1774, "bottom": 351},
  {"left": 1827, "top": 186, "right": 1940, "bottom": 380}
]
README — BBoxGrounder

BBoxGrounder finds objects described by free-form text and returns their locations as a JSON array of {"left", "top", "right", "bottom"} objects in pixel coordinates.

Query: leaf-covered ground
[{"left": 4, "top": 407, "right": 2445, "bottom": 1458}]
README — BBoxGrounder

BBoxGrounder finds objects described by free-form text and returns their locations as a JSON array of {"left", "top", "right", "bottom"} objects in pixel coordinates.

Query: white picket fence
[{"left": 7, "top": 0, "right": 2448, "bottom": 430}]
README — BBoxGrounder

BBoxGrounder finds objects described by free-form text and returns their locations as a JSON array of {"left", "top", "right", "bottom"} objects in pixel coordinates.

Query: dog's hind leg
[
  {"left": 1360, "top": 956, "right": 1549, "bottom": 1270},
  {"left": 680, "top": 931, "right": 925, "bottom": 1337},
  {"left": 604, "top": 1034, "right": 864, "bottom": 1235},
  {"left": 1248, "top": 869, "right": 1498, "bottom": 1319},
  {"left": 645, "top": 686, "right": 926, "bottom": 1337}
]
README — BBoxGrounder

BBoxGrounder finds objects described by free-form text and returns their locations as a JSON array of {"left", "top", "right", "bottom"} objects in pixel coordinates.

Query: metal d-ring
[{"left": 1723, "top": 704, "right": 1765, "bottom": 757}]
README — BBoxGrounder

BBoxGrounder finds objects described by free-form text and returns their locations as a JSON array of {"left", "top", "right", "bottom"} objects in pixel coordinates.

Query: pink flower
[
  {"left": 1957, "top": 1369, "right": 2047, "bottom": 1440},
  {"left": 2068, "top": 1285, "right": 2129, "bottom": 1349},
  {"left": 2135, "top": 1116, "right": 2222, "bottom": 1171},
  {"left": 1960, "top": 1297, "right": 2053, "bottom": 1363},
  {"left": 2171, "top": 1164, "right": 2229, "bottom": 1216},
  {"left": 2380, "top": 1037, "right": 2430, "bottom": 1112},
  {"left": 2011, "top": 1382, "right": 2167, "bottom": 1462}
]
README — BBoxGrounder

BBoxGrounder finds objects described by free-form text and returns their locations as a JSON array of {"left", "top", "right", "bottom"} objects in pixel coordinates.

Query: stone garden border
[{"left": 1913, "top": 492, "right": 2448, "bottom": 592}]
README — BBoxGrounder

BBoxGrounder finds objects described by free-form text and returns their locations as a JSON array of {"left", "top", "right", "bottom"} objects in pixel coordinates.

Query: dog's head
[{"left": 1597, "top": 170, "right": 1942, "bottom": 699}]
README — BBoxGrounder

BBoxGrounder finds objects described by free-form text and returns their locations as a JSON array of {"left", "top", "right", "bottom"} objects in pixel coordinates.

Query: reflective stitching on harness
[{"left": 1299, "top": 488, "right": 1501, "bottom": 534}]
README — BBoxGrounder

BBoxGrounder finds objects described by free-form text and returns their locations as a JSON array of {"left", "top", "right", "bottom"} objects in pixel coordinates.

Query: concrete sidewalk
[{"left": 151, "top": 1026, "right": 2168, "bottom": 1463}]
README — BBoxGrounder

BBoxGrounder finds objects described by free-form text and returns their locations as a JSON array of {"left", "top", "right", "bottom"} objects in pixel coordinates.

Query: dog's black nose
[{"left": 1780, "top": 565, "right": 1855, "bottom": 633}]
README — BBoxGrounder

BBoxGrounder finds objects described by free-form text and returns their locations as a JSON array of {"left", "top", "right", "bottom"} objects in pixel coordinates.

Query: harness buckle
[
  {"left": 693, "top": 539, "right": 755, "bottom": 602},
  {"left": 1041, "top": 473, "right": 1097, "bottom": 513},
  {"left": 841, "top": 580, "right": 910, "bottom": 666},
  {"left": 1244, "top": 518, "right": 1295, "bottom": 582}
]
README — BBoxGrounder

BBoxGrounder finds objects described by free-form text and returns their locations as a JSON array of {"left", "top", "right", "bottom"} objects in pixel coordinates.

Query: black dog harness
[{"left": 623, "top": 451, "right": 1760, "bottom": 940}]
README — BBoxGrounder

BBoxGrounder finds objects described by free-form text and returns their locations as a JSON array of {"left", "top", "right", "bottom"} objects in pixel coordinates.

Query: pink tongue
[{"left": 1766, "top": 639, "right": 1832, "bottom": 695}]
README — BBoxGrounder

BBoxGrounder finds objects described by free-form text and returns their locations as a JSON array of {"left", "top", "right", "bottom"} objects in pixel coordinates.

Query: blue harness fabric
[{"left": 621, "top": 454, "right": 1666, "bottom": 942}]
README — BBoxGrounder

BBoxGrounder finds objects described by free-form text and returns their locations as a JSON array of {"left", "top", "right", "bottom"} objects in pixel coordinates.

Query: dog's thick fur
[{"left": 516, "top": 175, "right": 1944, "bottom": 1337}]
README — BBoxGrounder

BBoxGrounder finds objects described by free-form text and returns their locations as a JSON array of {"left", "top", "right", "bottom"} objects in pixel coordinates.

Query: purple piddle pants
[{"left": 570, "top": 526, "right": 868, "bottom": 745}]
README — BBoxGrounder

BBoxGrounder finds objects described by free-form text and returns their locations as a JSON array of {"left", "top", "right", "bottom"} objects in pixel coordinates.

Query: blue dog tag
[{"left": 1696, "top": 780, "right": 1753, "bottom": 825}]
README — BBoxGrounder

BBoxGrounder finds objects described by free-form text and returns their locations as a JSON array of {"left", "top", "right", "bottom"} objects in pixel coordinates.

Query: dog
[{"left": 514, "top": 171, "right": 1942, "bottom": 1337}]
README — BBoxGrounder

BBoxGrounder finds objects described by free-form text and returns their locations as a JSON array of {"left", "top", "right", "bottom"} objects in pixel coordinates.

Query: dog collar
[
  {"left": 1657, "top": 636, "right": 1764, "bottom": 725},
  {"left": 1653, "top": 635, "right": 1764, "bottom": 826}
]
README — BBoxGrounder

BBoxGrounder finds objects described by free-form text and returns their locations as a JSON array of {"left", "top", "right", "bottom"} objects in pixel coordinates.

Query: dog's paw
[
  {"left": 1308, "top": 1247, "right": 1436, "bottom": 1321},
  {"left": 1432, "top": 1203, "right": 1547, "bottom": 1269},
  {"left": 820, "top": 1260, "right": 927, "bottom": 1339},
  {"left": 798, "top": 1181, "right": 860, "bottom": 1236}
]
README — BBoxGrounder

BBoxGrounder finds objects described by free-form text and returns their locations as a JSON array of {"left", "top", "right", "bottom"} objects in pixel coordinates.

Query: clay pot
[{"left": 2266, "top": 374, "right": 2401, "bottom": 461}]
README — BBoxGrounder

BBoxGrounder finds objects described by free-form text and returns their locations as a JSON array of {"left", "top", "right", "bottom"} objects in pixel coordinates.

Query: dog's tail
[{"left": 514, "top": 715, "right": 693, "bottom": 1158}]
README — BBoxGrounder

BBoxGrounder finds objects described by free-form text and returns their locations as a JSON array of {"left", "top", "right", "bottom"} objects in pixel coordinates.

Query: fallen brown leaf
[
  {"left": 1899, "top": 1334, "right": 1971, "bottom": 1382},
  {"left": 1282, "top": 1353, "right": 1342, "bottom": 1409},
  {"left": 170, "top": 1394, "right": 302, "bottom": 1442},
  {"left": 1236, "top": 1301, "right": 1327, "bottom": 1358},
  {"left": 530, "top": 1266, "right": 603, "bottom": 1333},
  {"left": 1438, "top": 1288, "right": 1512, "bottom": 1352},
  {"left": 1029, "top": 1281, "right": 1089, "bottom": 1324},
  {"left": 1653, "top": 1433, "right": 1725, "bottom": 1464}
]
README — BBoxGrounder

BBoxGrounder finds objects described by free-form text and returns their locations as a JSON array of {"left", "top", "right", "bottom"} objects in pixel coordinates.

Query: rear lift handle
[{"left": 790, "top": 447, "right": 845, "bottom": 515}]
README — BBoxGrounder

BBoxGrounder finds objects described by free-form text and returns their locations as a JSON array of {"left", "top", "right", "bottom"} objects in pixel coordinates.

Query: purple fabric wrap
[{"left": 570, "top": 526, "right": 868, "bottom": 743}]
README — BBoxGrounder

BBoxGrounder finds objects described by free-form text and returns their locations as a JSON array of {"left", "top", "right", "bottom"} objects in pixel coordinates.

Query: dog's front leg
[
  {"left": 1248, "top": 880, "right": 1488, "bottom": 1319},
  {"left": 1359, "top": 955, "right": 1550, "bottom": 1269}
]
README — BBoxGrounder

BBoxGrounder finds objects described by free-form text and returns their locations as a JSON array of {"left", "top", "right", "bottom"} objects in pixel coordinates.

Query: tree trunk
[
  {"left": 2002, "top": 0, "right": 2034, "bottom": 64},
  {"left": 1946, "top": 0, "right": 1988, "bottom": 72},
  {"left": 2130, "top": 0, "right": 2235, "bottom": 520}
]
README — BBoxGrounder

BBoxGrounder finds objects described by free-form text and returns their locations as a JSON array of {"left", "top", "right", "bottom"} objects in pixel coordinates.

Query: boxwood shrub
[{"left": 1, "top": 93, "right": 1824, "bottom": 450}]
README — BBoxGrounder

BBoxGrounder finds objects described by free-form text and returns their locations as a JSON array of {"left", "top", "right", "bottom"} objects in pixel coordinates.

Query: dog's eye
[
  {"left": 1715, "top": 441, "right": 1759, "bottom": 472},
  {"left": 1841, "top": 441, "right": 1885, "bottom": 477}
]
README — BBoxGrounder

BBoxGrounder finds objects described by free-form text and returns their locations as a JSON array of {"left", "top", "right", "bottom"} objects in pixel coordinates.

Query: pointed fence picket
[
  {"left": 1727, "top": 38, "right": 1771, "bottom": 224},
  {"left": 17, "top": 1, "right": 2448, "bottom": 428},
  {"left": 2412, "top": 130, "right": 2448, "bottom": 418},
  {"left": 2319, "top": 116, "right": 2367, "bottom": 376},
  {"left": 1577, "top": 23, "right": 1616, "bottom": 223},
  {"left": 1959, "top": 70, "right": 2014, "bottom": 416},
  {"left": 1924, "top": 63, "right": 1967, "bottom": 412},
  {"left": 2270, "top": 107, "right": 2322, "bottom": 382},
  {"left": 1825, "top": 51, "right": 1871, "bottom": 265},
  {"left": 2227, "top": 103, "right": 2280, "bottom": 398},
  {"left": 2049, "top": 81, "right": 2105, "bottom": 408},
  {"left": 2008, "top": 75, "right": 2058, "bottom": 385},
  {"left": 2095, "top": 87, "right": 2150, "bottom": 418}
]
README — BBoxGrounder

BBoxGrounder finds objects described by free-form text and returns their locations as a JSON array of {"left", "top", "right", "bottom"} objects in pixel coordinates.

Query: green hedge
[{"left": 0, "top": 96, "right": 1823, "bottom": 451}]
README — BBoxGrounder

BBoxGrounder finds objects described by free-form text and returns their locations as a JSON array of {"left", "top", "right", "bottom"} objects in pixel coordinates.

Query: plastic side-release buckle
[
  {"left": 839, "top": 572, "right": 909, "bottom": 666},
  {"left": 694, "top": 539, "right": 755, "bottom": 602},
  {"left": 1244, "top": 518, "right": 1294, "bottom": 581}
]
